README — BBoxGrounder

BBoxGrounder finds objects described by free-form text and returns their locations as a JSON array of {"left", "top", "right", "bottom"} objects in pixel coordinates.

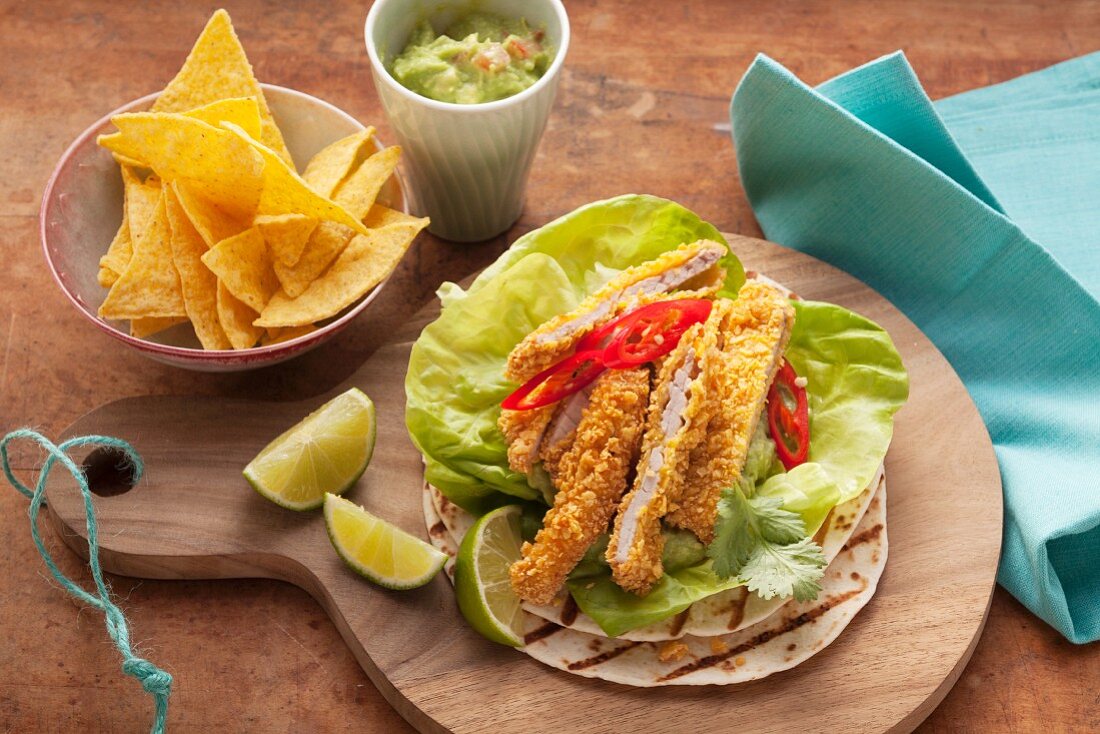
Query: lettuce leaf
[
  {"left": 406, "top": 195, "right": 738, "bottom": 513},
  {"left": 568, "top": 562, "right": 744, "bottom": 636},
  {"left": 787, "top": 300, "right": 910, "bottom": 503},
  {"left": 446, "top": 194, "right": 743, "bottom": 305},
  {"left": 410, "top": 253, "right": 580, "bottom": 512}
]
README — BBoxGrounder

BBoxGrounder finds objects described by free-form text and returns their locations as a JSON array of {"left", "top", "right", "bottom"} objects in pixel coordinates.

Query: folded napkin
[{"left": 730, "top": 51, "right": 1100, "bottom": 644}]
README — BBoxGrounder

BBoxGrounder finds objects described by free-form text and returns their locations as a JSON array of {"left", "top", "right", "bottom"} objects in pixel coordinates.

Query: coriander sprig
[{"left": 707, "top": 486, "right": 827, "bottom": 601}]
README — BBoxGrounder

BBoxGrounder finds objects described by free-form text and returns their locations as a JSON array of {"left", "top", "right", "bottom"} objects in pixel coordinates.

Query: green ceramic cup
[{"left": 365, "top": 0, "right": 569, "bottom": 242}]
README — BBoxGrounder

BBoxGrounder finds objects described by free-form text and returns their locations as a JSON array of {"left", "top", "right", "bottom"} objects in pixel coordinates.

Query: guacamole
[{"left": 390, "top": 12, "right": 553, "bottom": 104}]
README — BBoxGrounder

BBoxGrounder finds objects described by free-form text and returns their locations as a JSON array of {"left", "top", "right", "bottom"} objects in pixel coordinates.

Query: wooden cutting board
[{"left": 46, "top": 235, "right": 1003, "bottom": 734}]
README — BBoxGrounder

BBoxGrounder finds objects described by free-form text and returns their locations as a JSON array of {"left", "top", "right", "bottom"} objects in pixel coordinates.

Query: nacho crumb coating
[
  {"left": 667, "top": 281, "right": 795, "bottom": 541},
  {"left": 498, "top": 405, "right": 555, "bottom": 475},
  {"left": 509, "top": 367, "right": 650, "bottom": 605},
  {"left": 540, "top": 429, "right": 575, "bottom": 488}
]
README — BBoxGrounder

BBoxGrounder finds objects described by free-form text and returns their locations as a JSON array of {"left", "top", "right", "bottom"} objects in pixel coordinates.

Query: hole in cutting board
[{"left": 81, "top": 447, "right": 139, "bottom": 497}]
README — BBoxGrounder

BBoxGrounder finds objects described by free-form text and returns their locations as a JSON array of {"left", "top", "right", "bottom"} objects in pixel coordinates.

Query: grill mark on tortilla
[
  {"left": 567, "top": 641, "right": 643, "bottom": 670},
  {"left": 560, "top": 595, "right": 579, "bottom": 626},
  {"left": 428, "top": 521, "right": 447, "bottom": 538},
  {"left": 727, "top": 587, "right": 749, "bottom": 630},
  {"left": 841, "top": 523, "right": 884, "bottom": 552},
  {"left": 668, "top": 610, "right": 690, "bottom": 637},
  {"left": 524, "top": 623, "right": 564, "bottom": 645},
  {"left": 658, "top": 585, "right": 866, "bottom": 681}
]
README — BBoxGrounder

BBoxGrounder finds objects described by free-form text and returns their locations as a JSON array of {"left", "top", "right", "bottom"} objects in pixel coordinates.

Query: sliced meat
[
  {"left": 538, "top": 385, "right": 595, "bottom": 485},
  {"left": 505, "top": 240, "right": 727, "bottom": 383},
  {"left": 509, "top": 367, "right": 651, "bottom": 605},
  {"left": 666, "top": 282, "right": 795, "bottom": 541},
  {"left": 498, "top": 405, "right": 556, "bottom": 475},
  {"left": 605, "top": 307, "right": 724, "bottom": 595}
]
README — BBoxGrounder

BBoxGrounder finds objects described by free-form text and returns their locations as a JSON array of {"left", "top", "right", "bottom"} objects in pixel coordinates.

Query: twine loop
[{"left": 1, "top": 429, "right": 171, "bottom": 733}]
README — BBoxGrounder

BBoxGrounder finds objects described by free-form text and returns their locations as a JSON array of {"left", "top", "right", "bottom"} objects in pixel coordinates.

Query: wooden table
[{"left": 1, "top": 1, "right": 1097, "bottom": 730}]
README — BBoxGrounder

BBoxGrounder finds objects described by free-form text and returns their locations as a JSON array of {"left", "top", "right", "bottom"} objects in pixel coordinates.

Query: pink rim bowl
[{"left": 40, "top": 84, "right": 409, "bottom": 372}]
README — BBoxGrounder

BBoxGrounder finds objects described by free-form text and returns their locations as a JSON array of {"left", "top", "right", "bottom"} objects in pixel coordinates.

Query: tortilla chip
[
  {"left": 301, "top": 128, "right": 375, "bottom": 198},
  {"left": 333, "top": 146, "right": 401, "bottom": 220},
  {"left": 221, "top": 122, "right": 369, "bottom": 236},
  {"left": 99, "top": 192, "right": 187, "bottom": 319},
  {"left": 181, "top": 96, "right": 262, "bottom": 139},
  {"left": 273, "top": 220, "right": 353, "bottom": 298},
  {"left": 257, "top": 215, "right": 427, "bottom": 327},
  {"left": 255, "top": 214, "right": 317, "bottom": 267},
  {"left": 98, "top": 265, "right": 121, "bottom": 288},
  {"left": 173, "top": 181, "right": 248, "bottom": 248},
  {"left": 124, "top": 167, "right": 162, "bottom": 237},
  {"left": 99, "top": 96, "right": 263, "bottom": 165},
  {"left": 98, "top": 212, "right": 130, "bottom": 288},
  {"left": 97, "top": 132, "right": 145, "bottom": 167},
  {"left": 216, "top": 281, "right": 262, "bottom": 350},
  {"left": 151, "top": 9, "right": 293, "bottom": 165},
  {"left": 363, "top": 204, "right": 423, "bottom": 229},
  {"left": 100, "top": 166, "right": 159, "bottom": 286},
  {"left": 261, "top": 324, "right": 318, "bottom": 345},
  {"left": 104, "top": 113, "right": 263, "bottom": 221},
  {"left": 201, "top": 227, "right": 278, "bottom": 313},
  {"left": 111, "top": 152, "right": 147, "bottom": 169},
  {"left": 270, "top": 206, "right": 415, "bottom": 297},
  {"left": 165, "top": 187, "right": 232, "bottom": 350},
  {"left": 131, "top": 317, "right": 187, "bottom": 338}
]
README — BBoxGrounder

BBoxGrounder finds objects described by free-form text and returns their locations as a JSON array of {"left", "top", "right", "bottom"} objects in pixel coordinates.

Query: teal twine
[{"left": 1, "top": 429, "right": 171, "bottom": 733}]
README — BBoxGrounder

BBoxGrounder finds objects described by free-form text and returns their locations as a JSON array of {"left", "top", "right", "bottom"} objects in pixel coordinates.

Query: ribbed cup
[{"left": 365, "top": 0, "right": 569, "bottom": 242}]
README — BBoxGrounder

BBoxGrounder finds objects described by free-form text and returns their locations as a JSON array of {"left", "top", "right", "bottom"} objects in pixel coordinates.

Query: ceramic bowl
[
  {"left": 40, "top": 84, "right": 407, "bottom": 372},
  {"left": 365, "top": 0, "right": 569, "bottom": 242}
]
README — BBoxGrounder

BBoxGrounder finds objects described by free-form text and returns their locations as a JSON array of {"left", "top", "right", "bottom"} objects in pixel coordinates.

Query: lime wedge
[
  {"left": 244, "top": 387, "right": 376, "bottom": 511},
  {"left": 323, "top": 493, "right": 447, "bottom": 589},
  {"left": 454, "top": 505, "right": 525, "bottom": 647}
]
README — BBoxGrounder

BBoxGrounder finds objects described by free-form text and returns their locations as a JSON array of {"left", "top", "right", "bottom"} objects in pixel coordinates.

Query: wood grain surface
[
  {"left": 1, "top": 0, "right": 1098, "bottom": 731},
  {"left": 44, "top": 236, "right": 1002, "bottom": 734}
]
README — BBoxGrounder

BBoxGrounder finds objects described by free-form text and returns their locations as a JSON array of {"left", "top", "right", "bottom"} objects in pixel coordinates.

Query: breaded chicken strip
[
  {"left": 510, "top": 367, "right": 650, "bottom": 605},
  {"left": 505, "top": 240, "right": 727, "bottom": 383},
  {"left": 498, "top": 405, "right": 556, "bottom": 475},
  {"left": 499, "top": 379, "right": 597, "bottom": 478},
  {"left": 501, "top": 283, "right": 725, "bottom": 474},
  {"left": 666, "top": 282, "right": 795, "bottom": 541},
  {"left": 606, "top": 306, "right": 725, "bottom": 595},
  {"left": 538, "top": 386, "right": 594, "bottom": 486}
]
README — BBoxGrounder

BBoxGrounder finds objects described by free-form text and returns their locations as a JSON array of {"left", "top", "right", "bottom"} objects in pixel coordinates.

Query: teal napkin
[{"left": 730, "top": 51, "right": 1100, "bottom": 644}]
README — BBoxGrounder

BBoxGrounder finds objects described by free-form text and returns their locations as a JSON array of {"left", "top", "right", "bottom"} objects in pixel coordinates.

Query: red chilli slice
[
  {"left": 603, "top": 299, "right": 713, "bottom": 368},
  {"left": 501, "top": 350, "right": 607, "bottom": 411},
  {"left": 767, "top": 359, "right": 810, "bottom": 470}
]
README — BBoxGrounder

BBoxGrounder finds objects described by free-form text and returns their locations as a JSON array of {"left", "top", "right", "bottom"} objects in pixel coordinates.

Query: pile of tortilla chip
[{"left": 95, "top": 9, "right": 428, "bottom": 350}]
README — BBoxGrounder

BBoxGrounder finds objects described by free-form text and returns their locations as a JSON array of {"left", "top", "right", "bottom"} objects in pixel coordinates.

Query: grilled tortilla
[
  {"left": 427, "top": 466, "right": 880, "bottom": 641},
  {"left": 424, "top": 474, "right": 888, "bottom": 686}
]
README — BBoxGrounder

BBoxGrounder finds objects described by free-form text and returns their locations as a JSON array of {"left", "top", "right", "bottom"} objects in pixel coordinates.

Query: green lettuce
[
  {"left": 404, "top": 195, "right": 909, "bottom": 635},
  {"left": 787, "top": 300, "right": 911, "bottom": 503},
  {"left": 443, "top": 194, "right": 744, "bottom": 306},
  {"left": 406, "top": 195, "right": 740, "bottom": 513}
]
